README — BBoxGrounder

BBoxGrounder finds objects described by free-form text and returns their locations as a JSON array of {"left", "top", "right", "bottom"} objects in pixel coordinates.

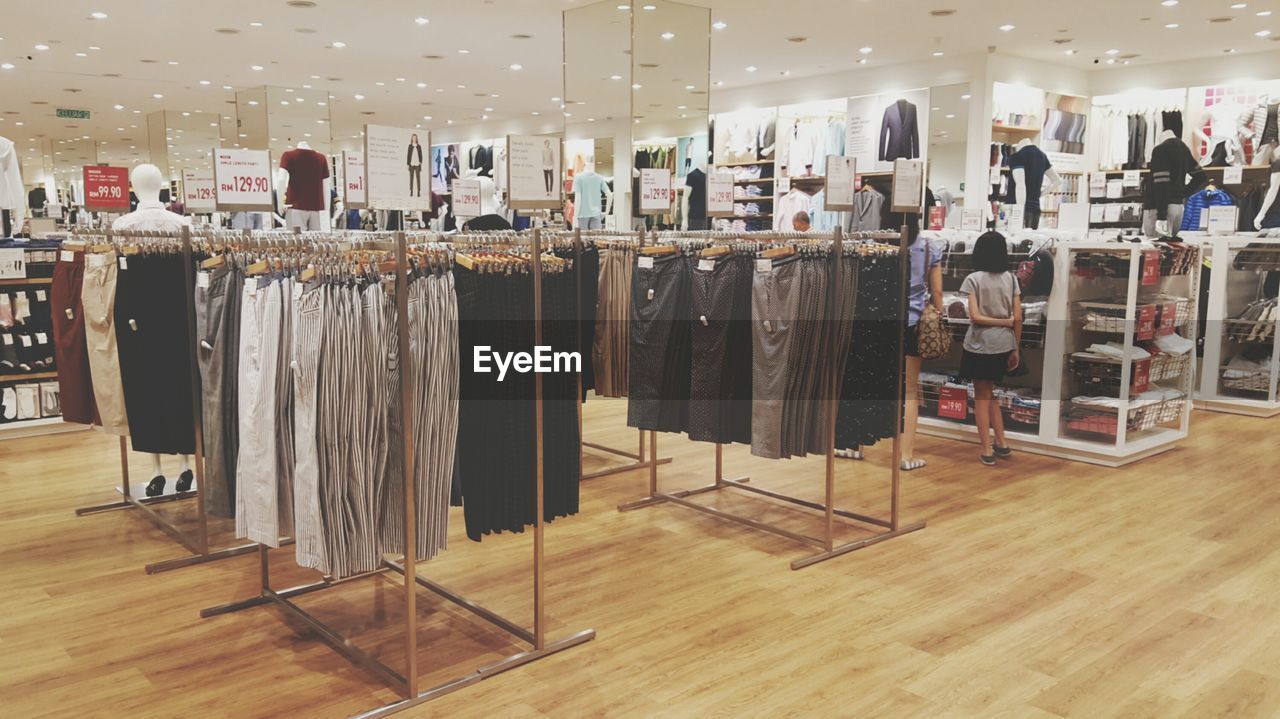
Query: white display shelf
[
  {"left": 0, "top": 417, "right": 90, "bottom": 440},
  {"left": 1193, "top": 235, "right": 1280, "bottom": 417},
  {"left": 918, "top": 239, "right": 1200, "bottom": 466}
]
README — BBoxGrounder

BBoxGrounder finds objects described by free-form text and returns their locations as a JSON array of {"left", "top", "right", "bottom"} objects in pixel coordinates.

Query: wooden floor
[{"left": 2, "top": 402, "right": 1279, "bottom": 718}]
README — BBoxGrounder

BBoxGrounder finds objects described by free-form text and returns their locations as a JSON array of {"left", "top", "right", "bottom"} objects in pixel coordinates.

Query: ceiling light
[
  {"left": 532, "top": 111, "right": 541, "bottom": 116},
  {"left": 152, "top": 93, "right": 164, "bottom": 99},
  {"left": 1065, "top": 48, "right": 1077, "bottom": 55},
  {"left": 999, "top": 24, "right": 1015, "bottom": 31},
  {"left": 932, "top": 106, "right": 941, "bottom": 111},
  {"left": 713, "top": 21, "right": 727, "bottom": 30},
  {"left": 332, "top": 41, "right": 346, "bottom": 48},
  {"left": 610, "top": 74, "right": 622, "bottom": 80},
  {"left": 199, "top": 80, "right": 210, "bottom": 85},
  {"left": 249, "top": 21, "right": 263, "bottom": 27},
  {"left": 632, "top": 83, "right": 643, "bottom": 88},
  {"left": 661, "top": 32, "right": 675, "bottom": 40},
  {"left": 745, "top": 65, "right": 757, "bottom": 72},
  {"left": 34, "top": 43, "right": 49, "bottom": 50},
  {"left": 932, "top": 51, "right": 945, "bottom": 56},
  {"left": 552, "top": 96, "right": 561, "bottom": 102},
  {"left": 642, "top": 4, "right": 656, "bottom": 9},
  {"left": 617, "top": 4, "right": 630, "bottom": 8},
  {"left": 414, "top": 16, "right": 429, "bottom": 25},
  {"left": 859, "top": 46, "right": 873, "bottom": 54},
  {"left": 0, "top": 63, "right": 12, "bottom": 70},
  {"left": 1105, "top": 48, "right": 1120, "bottom": 54},
  {"left": 1106, "top": 58, "right": 1116, "bottom": 64},
  {"left": 1258, "top": 29, "right": 1273, "bottom": 35},
  {"left": 1166, "top": 22, "right": 1179, "bottom": 28},
  {"left": 354, "top": 94, "right": 365, "bottom": 100},
  {"left": 416, "top": 81, "right": 427, "bottom": 88},
  {"left": 1232, "top": 3, "right": 1248, "bottom": 8},
  {"left": 961, "top": 94, "right": 971, "bottom": 99},
  {"left": 113, "top": 103, "right": 124, "bottom": 110},
  {"left": 484, "top": 107, "right": 494, "bottom": 112},
  {"left": 857, "top": 58, "right": 868, "bottom": 64},
  {"left": 75, "top": 52, "right": 87, "bottom": 57},
  {"left": 1260, "top": 10, "right": 1274, "bottom": 16},
  {"left": 456, "top": 84, "right": 466, "bottom": 89},
  {"left": 251, "top": 64, "right": 264, "bottom": 70},
  {"left": 1226, "top": 47, "right": 1238, "bottom": 52},
  {"left": 458, "top": 49, "right": 470, "bottom": 54},
  {"left": 1161, "top": 0, "right": 1178, "bottom": 5},
  {"left": 89, "top": 45, "right": 100, "bottom": 50},
  {"left": 247, "top": 100, "right": 259, "bottom": 105},
  {"left": 714, "top": 80, "right": 723, "bottom": 86},
  {"left": 90, "top": 11, "right": 108, "bottom": 19},
  {"left": 222, "top": 85, "right": 232, "bottom": 90},
  {"left": 945, "top": 113, "right": 956, "bottom": 119},
  {"left": 509, "top": 63, "right": 523, "bottom": 70}
]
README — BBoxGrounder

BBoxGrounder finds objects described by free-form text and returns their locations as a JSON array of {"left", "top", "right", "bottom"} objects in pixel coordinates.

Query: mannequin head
[
  {"left": 297, "top": 140, "right": 311, "bottom": 150},
  {"left": 131, "top": 163, "right": 164, "bottom": 204},
  {"left": 1014, "top": 138, "right": 1033, "bottom": 150}
]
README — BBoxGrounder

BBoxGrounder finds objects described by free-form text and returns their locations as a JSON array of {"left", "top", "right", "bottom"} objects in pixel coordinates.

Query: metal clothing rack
[
  {"left": 567, "top": 228, "right": 674, "bottom": 480},
  {"left": 73, "top": 227, "right": 269, "bottom": 573},
  {"left": 618, "top": 226, "right": 925, "bottom": 569},
  {"left": 200, "top": 230, "right": 594, "bottom": 718}
]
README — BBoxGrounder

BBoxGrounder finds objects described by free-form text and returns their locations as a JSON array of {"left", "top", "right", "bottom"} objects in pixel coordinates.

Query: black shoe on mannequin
[
  {"left": 145, "top": 475, "right": 166, "bottom": 497},
  {"left": 175, "top": 469, "right": 194, "bottom": 493}
]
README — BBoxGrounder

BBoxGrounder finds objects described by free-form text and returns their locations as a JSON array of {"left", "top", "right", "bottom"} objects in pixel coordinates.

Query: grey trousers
[
  {"left": 751, "top": 255, "right": 801, "bottom": 459},
  {"left": 291, "top": 283, "right": 326, "bottom": 571},
  {"left": 235, "top": 278, "right": 284, "bottom": 547},
  {"left": 1143, "top": 204, "right": 1185, "bottom": 237},
  {"left": 196, "top": 266, "right": 241, "bottom": 519}
]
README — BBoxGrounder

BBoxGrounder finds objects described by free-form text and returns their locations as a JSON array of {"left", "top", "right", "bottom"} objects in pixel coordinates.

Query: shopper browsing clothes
[
  {"left": 960, "top": 231, "right": 1022, "bottom": 466},
  {"left": 791, "top": 211, "right": 811, "bottom": 232},
  {"left": 900, "top": 219, "right": 943, "bottom": 471}
]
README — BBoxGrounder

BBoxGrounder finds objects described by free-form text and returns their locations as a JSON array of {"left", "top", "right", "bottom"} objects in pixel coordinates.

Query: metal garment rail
[
  {"left": 199, "top": 230, "right": 594, "bottom": 718},
  {"left": 73, "top": 226, "right": 267, "bottom": 574},
  {"left": 568, "top": 228, "right": 673, "bottom": 480},
  {"left": 618, "top": 226, "right": 925, "bottom": 569}
]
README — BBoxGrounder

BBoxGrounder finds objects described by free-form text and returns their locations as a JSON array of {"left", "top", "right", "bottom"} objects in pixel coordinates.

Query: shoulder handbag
[{"left": 915, "top": 240, "right": 952, "bottom": 361}]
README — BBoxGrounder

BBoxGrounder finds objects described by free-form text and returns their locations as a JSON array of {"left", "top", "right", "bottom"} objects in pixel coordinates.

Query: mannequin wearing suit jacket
[{"left": 879, "top": 99, "right": 920, "bottom": 161}]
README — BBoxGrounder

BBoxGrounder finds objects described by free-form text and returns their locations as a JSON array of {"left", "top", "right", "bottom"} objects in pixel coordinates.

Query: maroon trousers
[{"left": 51, "top": 252, "right": 98, "bottom": 425}]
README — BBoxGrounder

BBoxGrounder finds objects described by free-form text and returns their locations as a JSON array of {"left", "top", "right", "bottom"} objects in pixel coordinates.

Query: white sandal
[{"left": 900, "top": 458, "right": 926, "bottom": 471}]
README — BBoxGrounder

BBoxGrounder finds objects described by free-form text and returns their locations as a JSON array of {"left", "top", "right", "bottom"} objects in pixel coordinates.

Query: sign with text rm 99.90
[
  {"left": 82, "top": 165, "right": 130, "bottom": 213},
  {"left": 213, "top": 148, "right": 274, "bottom": 211}
]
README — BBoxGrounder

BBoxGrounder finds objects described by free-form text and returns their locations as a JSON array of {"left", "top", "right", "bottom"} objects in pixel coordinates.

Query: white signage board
[
  {"left": 365, "top": 125, "right": 431, "bottom": 211},
  {"left": 1007, "top": 205, "right": 1025, "bottom": 232},
  {"left": 342, "top": 151, "right": 367, "bottom": 209},
  {"left": 824, "top": 156, "right": 856, "bottom": 211},
  {"left": 507, "top": 134, "right": 562, "bottom": 209},
  {"left": 213, "top": 148, "right": 273, "bottom": 212},
  {"left": 182, "top": 168, "right": 216, "bottom": 212},
  {"left": 639, "top": 169, "right": 673, "bottom": 215},
  {"left": 891, "top": 158, "right": 925, "bottom": 213},
  {"left": 452, "top": 179, "right": 482, "bottom": 217},
  {"left": 1223, "top": 166, "right": 1244, "bottom": 185},
  {"left": 1208, "top": 205, "right": 1239, "bottom": 234},
  {"left": 961, "top": 208, "right": 984, "bottom": 231},
  {"left": 706, "top": 172, "right": 734, "bottom": 217}
]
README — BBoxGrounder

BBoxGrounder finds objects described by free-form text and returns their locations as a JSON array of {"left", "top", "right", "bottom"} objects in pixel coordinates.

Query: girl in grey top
[{"left": 959, "top": 232, "right": 1022, "bottom": 466}]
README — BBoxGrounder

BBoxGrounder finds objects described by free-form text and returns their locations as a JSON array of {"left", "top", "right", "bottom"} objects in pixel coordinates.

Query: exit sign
[{"left": 56, "top": 108, "right": 91, "bottom": 120}]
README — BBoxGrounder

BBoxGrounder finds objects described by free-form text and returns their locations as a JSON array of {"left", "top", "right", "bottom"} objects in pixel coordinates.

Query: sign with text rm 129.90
[
  {"left": 182, "top": 168, "right": 217, "bottom": 212},
  {"left": 213, "top": 148, "right": 274, "bottom": 212},
  {"left": 83, "top": 165, "right": 130, "bottom": 213}
]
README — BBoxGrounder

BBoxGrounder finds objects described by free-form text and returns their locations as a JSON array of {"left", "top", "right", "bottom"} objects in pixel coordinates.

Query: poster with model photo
[
  {"left": 845, "top": 88, "right": 930, "bottom": 173},
  {"left": 364, "top": 124, "right": 431, "bottom": 211},
  {"left": 507, "top": 134, "right": 562, "bottom": 209},
  {"left": 431, "top": 143, "right": 461, "bottom": 196}
]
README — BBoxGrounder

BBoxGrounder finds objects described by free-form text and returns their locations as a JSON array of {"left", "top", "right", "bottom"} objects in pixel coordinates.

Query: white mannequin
[
  {"left": 572, "top": 163, "right": 613, "bottom": 231},
  {"left": 111, "top": 164, "right": 195, "bottom": 495},
  {"left": 1254, "top": 167, "right": 1280, "bottom": 231},
  {"left": 1195, "top": 102, "right": 1250, "bottom": 166},
  {"left": 1011, "top": 138, "right": 1063, "bottom": 209}
]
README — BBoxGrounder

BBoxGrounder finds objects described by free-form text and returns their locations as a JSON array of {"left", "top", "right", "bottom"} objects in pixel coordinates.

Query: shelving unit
[{"left": 1195, "top": 235, "right": 1280, "bottom": 416}]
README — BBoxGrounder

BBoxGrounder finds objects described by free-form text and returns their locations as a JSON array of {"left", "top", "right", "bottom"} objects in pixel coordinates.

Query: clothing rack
[
  {"left": 200, "top": 229, "right": 594, "bottom": 718},
  {"left": 559, "top": 228, "right": 675, "bottom": 480},
  {"left": 72, "top": 227, "right": 278, "bottom": 573},
  {"left": 618, "top": 227, "right": 925, "bottom": 569}
]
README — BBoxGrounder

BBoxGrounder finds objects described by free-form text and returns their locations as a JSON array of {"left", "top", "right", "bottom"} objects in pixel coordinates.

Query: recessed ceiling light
[
  {"left": 961, "top": 94, "right": 971, "bottom": 99},
  {"left": 2, "top": 63, "right": 15, "bottom": 70},
  {"left": 376, "top": 81, "right": 385, "bottom": 86},
  {"left": 931, "top": 106, "right": 941, "bottom": 111},
  {"left": 168, "top": 60, "right": 180, "bottom": 65},
  {"left": 859, "top": 46, "right": 873, "bottom": 54},
  {"left": 331, "top": 41, "right": 346, "bottom": 48},
  {"left": 456, "top": 84, "right": 466, "bottom": 89},
  {"left": 34, "top": 43, "right": 49, "bottom": 50},
  {"left": 1105, "top": 48, "right": 1120, "bottom": 54},
  {"left": 1161, "top": 0, "right": 1178, "bottom": 6},
  {"left": 113, "top": 103, "right": 124, "bottom": 110},
  {"left": 458, "top": 49, "right": 470, "bottom": 54},
  {"left": 999, "top": 24, "right": 1015, "bottom": 31},
  {"left": 1225, "top": 47, "right": 1238, "bottom": 52},
  {"left": 552, "top": 96, "right": 561, "bottom": 102},
  {"left": 250, "top": 21, "right": 264, "bottom": 27},
  {"left": 354, "top": 94, "right": 365, "bottom": 100},
  {"left": 617, "top": 4, "right": 630, "bottom": 9},
  {"left": 1166, "top": 23, "right": 1179, "bottom": 28},
  {"left": 661, "top": 32, "right": 675, "bottom": 39},
  {"left": 414, "top": 16, "right": 429, "bottom": 25},
  {"left": 684, "top": 84, "right": 695, "bottom": 90},
  {"left": 632, "top": 83, "right": 643, "bottom": 88},
  {"left": 416, "top": 81, "right": 427, "bottom": 88},
  {"left": 642, "top": 4, "right": 656, "bottom": 9},
  {"left": 1232, "top": 3, "right": 1248, "bottom": 8},
  {"left": 1106, "top": 58, "right": 1116, "bottom": 64},
  {"left": 713, "top": 21, "right": 727, "bottom": 30},
  {"left": 74, "top": 52, "right": 87, "bottom": 57},
  {"left": 610, "top": 74, "right": 622, "bottom": 80},
  {"left": 857, "top": 58, "right": 868, "bottom": 64},
  {"left": 744, "top": 65, "right": 757, "bottom": 72},
  {"left": 199, "top": 80, "right": 211, "bottom": 85},
  {"left": 946, "top": 113, "right": 956, "bottom": 118},
  {"left": 222, "top": 85, "right": 232, "bottom": 90},
  {"left": 932, "top": 51, "right": 945, "bottom": 56},
  {"left": 491, "top": 93, "right": 500, "bottom": 98},
  {"left": 152, "top": 93, "right": 164, "bottom": 99},
  {"left": 509, "top": 63, "right": 523, "bottom": 70},
  {"left": 1065, "top": 48, "right": 1077, "bottom": 55},
  {"left": 90, "top": 11, "right": 108, "bottom": 19},
  {"left": 89, "top": 45, "right": 100, "bottom": 50},
  {"left": 1260, "top": 10, "right": 1274, "bottom": 16},
  {"left": 247, "top": 100, "right": 259, "bottom": 105},
  {"left": 251, "top": 64, "right": 264, "bottom": 70},
  {"left": 532, "top": 111, "right": 541, "bottom": 115},
  {"left": 1257, "top": 29, "right": 1273, "bottom": 35}
]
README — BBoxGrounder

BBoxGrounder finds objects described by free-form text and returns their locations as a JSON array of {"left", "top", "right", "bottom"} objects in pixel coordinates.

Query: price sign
[
  {"left": 1223, "top": 166, "right": 1244, "bottom": 185},
  {"left": 1158, "top": 300, "right": 1178, "bottom": 337},
  {"left": 891, "top": 159, "right": 925, "bottom": 213},
  {"left": 1136, "top": 304, "right": 1158, "bottom": 341},
  {"left": 1089, "top": 172, "right": 1107, "bottom": 197},
  {"left": 1207, "top": 205, "right": 1238, "bottom": 234},
  {"left": 82, "top": 166, "right": 129, "bottom": 213},
  {"left": 1141, "top": 249, "right": 1162, "bottom": 286},
  {"left": 706, "top": 172, "right": 733, "bottom": 217},
  {"left": 213, "top": 148, "right": 274, "bottom": 211},
  {"left": 1122, "top": 170, "right": 1142, "bottom": 188},
  {"left": 777, "top": 176, "right": 791, "bottom": 194},
  {"left": 639, "top": 169, "right": 672, "bottom": 214},
  {"left": 1131, "top": 358, "right": 1152, "bottom": 394},
  {"left": 182, "top": 168, "right": 216, "bottom": 212},
  {"left": 0, "top": 248, "right": 25, "bottom": 279},
  {"left": 928, "top": 206, "right": 945, "bottom": 231},
  {"left": 1089, "top": 204, "right": 1106, "bottom": 224},
  {"left": 342, "top": 151, "right": 366, "bottom": 209},
  {"left": 961, "top": 208, "right": 984, "bottom": 232},
  {"left": 452, "top": 179, "right": 482, "bottom": 217},
  {"left": 1007, "top": 205, "right": 1025, "bottom": 233},
  {"left": 824, "top": 156, "right": 856, "bottom": 210},
  {"left": 938, "top": 386, "right": 968, "bottom": 420}
]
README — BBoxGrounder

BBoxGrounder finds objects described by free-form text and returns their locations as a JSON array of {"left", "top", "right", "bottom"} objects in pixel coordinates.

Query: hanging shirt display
[
  {"left": 571, "top": 171, "right": 609, "bottom": 220},
  {"left": 279, "top": 147, "right": 331, "bottom": 212},
  {"left": 684, "top": 168, "right": 707, "bottom": 226},
  {"left": 878, "top": 99, "right": 920, "bottom": 161}
]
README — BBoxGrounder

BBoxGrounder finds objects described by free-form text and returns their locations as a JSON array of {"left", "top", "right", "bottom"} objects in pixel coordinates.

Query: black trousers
[
  {"left": 114, "top": 253, "right": 196, "bottom": 455},
  {"left": 687, "top": 254, "right": 752, "bottom": 444},
  {"left": 626, "top": 254, "right": 691, "bottom": 433}
]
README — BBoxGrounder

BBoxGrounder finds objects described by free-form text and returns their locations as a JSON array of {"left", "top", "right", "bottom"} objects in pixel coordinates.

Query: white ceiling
[{"left": 2, "top": 0, "right": 1279, "bottom": 173}]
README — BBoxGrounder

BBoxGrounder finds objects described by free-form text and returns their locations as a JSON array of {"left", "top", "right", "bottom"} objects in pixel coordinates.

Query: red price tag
[
  {"left": 82, "top": 166, "right": 130, "bottom": 213},
  {"left": 1141, "top": 249, "right": 1161, "bottom": 286},
  {"left": 938, "top": 386, "right": 968, "bottom": 420},
  {"left": 1157, "top": 301, "right": 1177, "bottom": 337},
  {"left": 1131, "top": 358, "right": 1151, "bottom": 394},
  {"left": 928, "top": 206, "right": 945, "bottom": 230},
  {"left": 1136, "top": 304, "right": 1157, "bottom": 341}
]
